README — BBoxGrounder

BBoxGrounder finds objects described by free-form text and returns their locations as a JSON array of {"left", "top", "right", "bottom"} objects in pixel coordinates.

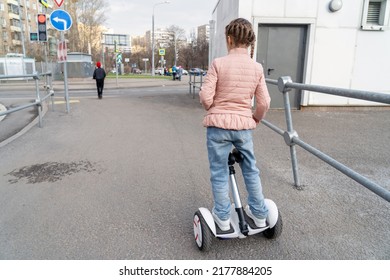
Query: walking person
[
  {"left": 177, "top": 66, "right": 183, "bottom": 81},
  {"left": 172, "top": 65, "right": 177, "bottom": 80},
  {"left": 93, "top": 61, "right": 106, "bottom": 99},
  {"left": 199, "top": 18, "right": 271, "bottom": 231}
]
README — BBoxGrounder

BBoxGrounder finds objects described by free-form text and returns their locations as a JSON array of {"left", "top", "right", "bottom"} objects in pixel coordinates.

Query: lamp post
[{"left": 152, "top": 1, "right": 170, "bottom": 76}]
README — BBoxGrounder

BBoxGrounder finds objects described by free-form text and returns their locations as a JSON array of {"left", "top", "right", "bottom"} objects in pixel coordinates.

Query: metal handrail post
[
  {"left": 193, "top": 75, "right": 196, "bottom": 97},
  {"left": 278, "top": 76, "right": 301, "bottom": 187},
  {"left": 49, "top": 72, "right": 55, "bottom": 112},
  {"left": 192, "top": 74, "right": 195, "bottom": 99},
  {"left": 189, "top": 74, "right": 192, "bottom": 95},
  {"left": 47, "top": 68, "right": 55, "bottom": 112},
  {"left": 33, "top": 74, "right": 42, "bottom": 128}
]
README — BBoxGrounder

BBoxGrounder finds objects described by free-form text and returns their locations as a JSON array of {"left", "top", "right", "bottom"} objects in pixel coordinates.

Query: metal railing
[
  {"left": 188, "top": 73, "right": 204, "bottom": 99},
  {"left": 263, "top": 76, "right": 390, "bottom": 202},
  {"left": 0, "top": 72, "right": 54, "bottom": 128}
]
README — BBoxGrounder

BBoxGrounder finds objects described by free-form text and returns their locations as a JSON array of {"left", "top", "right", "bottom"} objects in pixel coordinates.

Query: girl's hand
[{"left": 252, "top": 115, "right": 260, "bottom": 124}]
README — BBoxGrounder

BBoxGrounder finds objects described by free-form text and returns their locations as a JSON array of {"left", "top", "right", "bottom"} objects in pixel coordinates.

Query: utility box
[
  {"left": 0, "top": 54, "right": 36, "bottom": 79},
  {"left": 66, "top": 52, "right": 94, "bottom": 78}
]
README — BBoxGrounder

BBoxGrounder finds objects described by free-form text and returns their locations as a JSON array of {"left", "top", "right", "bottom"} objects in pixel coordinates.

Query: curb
[
  {"left": 0, "top": 102, "right": 47, "bottom": 148},
  {"left": 0, "top": 103, "right": 6, "bottom": 122}
]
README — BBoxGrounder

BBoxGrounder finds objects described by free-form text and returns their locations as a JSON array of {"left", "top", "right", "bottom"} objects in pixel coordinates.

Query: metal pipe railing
[
  {"left": 263, "top": 76, "right": 390, "bottom": 203},
  {"left": 0, "top": 72, "right": 54, "bottom": 128},
  {"left": 188, "top": 73, "right": 204, "bottom": 99}
]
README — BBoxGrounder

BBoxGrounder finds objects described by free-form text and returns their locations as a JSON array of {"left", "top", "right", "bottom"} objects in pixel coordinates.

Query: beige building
[
  {"left": 0, "top": 0, "right": 51, "bottom": 56},
  {"left": 145, "top": 28, "right": 174, "bottom": 52}
]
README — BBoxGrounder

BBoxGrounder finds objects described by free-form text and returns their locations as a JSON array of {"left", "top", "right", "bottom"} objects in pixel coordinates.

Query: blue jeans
[{"left": 207, "top": 127, "right": 268, "bottom": 221}]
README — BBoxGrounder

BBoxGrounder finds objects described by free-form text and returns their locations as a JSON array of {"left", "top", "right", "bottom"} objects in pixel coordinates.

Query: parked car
[
  {"left": 189, "top": 68, "right": 206, "bottom": 76},
  {"left": 155, "top": 68, "right": 164, "bottom": 75},
  {"left": 182, "top": 69, "right": 188, "bottom": 75},
  {"left": 132, "top": 68, "right": 142, "bottom": 74}
]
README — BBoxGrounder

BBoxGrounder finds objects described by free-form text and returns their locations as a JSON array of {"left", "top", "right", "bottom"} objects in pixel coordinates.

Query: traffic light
[{"left": 37, "top": 14, "right": 47, "bottom": 42}]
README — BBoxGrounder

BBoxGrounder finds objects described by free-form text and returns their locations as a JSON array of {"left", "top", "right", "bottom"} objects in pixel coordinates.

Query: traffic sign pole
[
  {"left": 61, "top": 31, "right": 70, "bottom": 114},
  {"left": 52, "top": 6, "right": 70, "bottom": 113},
  {"left": 114, "top": 41, "right": 118, "bottom": 87}
]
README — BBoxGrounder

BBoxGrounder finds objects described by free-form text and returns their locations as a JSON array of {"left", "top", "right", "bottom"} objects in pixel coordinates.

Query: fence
[
  {"left": 189, "top": 73, "right": 390, "bottom": 202},
  {"left": 263, "top": 76, "right": 390, "bottom": 203},
  {"left": 188, "top": 73, "right": 204, "bottom": 99},
  {"left": 0, "top": 72, "right": 54, "bottom": 128}
]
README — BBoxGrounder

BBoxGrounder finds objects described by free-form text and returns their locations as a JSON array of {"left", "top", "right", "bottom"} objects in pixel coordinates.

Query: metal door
[{"left": 257, "top": 24, "right": 307, "bottom": 109}]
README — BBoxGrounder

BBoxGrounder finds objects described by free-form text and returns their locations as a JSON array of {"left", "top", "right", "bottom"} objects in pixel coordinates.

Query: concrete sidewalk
[
  {"left": 0, "top": 76, "right": 190, "bottom": 145},
  {"left": 1, "top": 75, "right": 190, "bottom": 91}
]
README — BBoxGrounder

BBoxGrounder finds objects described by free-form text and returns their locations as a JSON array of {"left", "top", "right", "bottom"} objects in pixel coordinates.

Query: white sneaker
[
  {"left": 212, "top": 211, "right": 230, "bottom": 231},
  {"left": 245, "top": 205, "right": 266, "bottom": 228}
]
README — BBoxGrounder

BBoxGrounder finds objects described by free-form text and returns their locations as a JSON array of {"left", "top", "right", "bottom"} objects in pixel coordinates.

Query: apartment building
[
  {"left": 197, "top": 24, "right": 210, "bottom": 44},
  {"left": 145, "top": 28, "right": 174, "bottom": 52},
  {"left": 0, "top": 0, "right": 48, "bottom": 56}
]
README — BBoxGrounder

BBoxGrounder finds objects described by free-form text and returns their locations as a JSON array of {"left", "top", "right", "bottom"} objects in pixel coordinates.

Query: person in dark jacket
[{"left": 93, "top": 61, "right": 106, "bottom": 99}]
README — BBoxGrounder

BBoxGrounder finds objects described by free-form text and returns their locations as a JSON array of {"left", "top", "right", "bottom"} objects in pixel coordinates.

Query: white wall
[
  {"left": 210, "top": 0, "right": 240, "bottom": 60},
  {"left": 211, "top": 0, "right": 390, "bottom": 106}
]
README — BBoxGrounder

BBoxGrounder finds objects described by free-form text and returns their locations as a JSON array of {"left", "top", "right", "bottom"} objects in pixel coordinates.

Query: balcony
[
  {"left": 10, "top": 25, "right": 21, "bottom": 32},
  {"left": 12, "top": 39, "right": 22, "bottom": 45},
  {"left": 8, "top": 12, "right": 20, "bottom": 20},
  {"left": 7, "top": 0, "right": 19, "bottom": 6}
]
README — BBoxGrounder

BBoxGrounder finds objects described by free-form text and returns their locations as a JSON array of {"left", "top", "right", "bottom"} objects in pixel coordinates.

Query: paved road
[{"left": 0, "top": 82, "right": 389, "bottom": 259}]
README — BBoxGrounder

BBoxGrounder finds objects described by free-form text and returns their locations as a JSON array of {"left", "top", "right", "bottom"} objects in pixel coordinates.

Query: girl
[{"left": 199, "top": 18, "right": 271, "bottom": 231}]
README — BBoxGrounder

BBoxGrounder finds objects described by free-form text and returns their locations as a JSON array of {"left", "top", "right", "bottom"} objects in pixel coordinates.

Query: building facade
[
  {"left": 197, "top": 24, "right": 210, "bottom": 44},
  {"left": 145, "top": 28, "right": 174, "bottom": 52},
  {"left": 0, "top": 0, "right": 48, "bottom": 56},
  {"left": 211, "top": 0, "right": 390, "bottom": 108}
]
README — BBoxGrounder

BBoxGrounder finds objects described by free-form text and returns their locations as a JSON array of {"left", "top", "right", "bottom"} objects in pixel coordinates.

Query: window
[{"left": 361, "top": 0, "right": 390, "bottom": 30}]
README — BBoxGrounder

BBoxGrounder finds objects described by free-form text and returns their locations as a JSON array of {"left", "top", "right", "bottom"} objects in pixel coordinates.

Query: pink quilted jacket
[{"left": 199, "top": 48, "right": 271, "bottom": 130}]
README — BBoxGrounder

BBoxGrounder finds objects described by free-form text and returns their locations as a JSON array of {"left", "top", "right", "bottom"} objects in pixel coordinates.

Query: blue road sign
[{"left": 50, "top": 10, "right": 72, "bottom": 31}]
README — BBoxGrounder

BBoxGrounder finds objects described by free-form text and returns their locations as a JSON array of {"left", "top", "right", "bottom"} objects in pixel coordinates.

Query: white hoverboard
[{"left": 193, "top": 149, "right": 282, "bottom": 251}]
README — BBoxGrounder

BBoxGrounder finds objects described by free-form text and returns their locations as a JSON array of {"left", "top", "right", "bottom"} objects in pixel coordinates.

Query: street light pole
[{"left": 152, "top": 1, "right": 170, "bottom": 76}]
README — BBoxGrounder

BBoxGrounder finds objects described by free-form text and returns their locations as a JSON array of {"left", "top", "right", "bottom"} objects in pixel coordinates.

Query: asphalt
[
  {"left": 0, "top": 77, "right": 389, "bottom": 260},
  {"left": 0, "top": 76, "right": 190, "bottom": 145}
]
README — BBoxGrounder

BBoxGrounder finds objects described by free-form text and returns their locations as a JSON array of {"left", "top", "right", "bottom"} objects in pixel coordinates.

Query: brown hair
[{"left": 225, "top": 18, "right": 256, "bottom": 58}]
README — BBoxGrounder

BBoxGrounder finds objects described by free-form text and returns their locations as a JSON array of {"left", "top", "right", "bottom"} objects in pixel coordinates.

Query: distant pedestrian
[
  {"left": 177, "top": 66, "right": 183, "bottom": 81},
  {"left": 172, "top": 65, "right": 177, "bottom": 80},
  {"left": 93, "top": 61, "right": 106, "bottom": 99}
]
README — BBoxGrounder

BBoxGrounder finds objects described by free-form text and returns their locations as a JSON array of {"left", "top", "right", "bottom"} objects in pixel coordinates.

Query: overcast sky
[{"left": 105, "top": 0, "right": 218, "bottom": 37}]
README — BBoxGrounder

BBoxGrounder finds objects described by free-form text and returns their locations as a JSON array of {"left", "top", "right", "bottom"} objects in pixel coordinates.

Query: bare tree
[
  {"left": 178, "top": 37, "right": 209, "bottom": 70},
  {"left": 65, "top": 0, "right": 108, "bottom": 60},
  {"left": 165, "top": 25, "right": 186, "bottom": 67},
  {"left": 196, "top": 36, "right": 209, "bottom": 69}
]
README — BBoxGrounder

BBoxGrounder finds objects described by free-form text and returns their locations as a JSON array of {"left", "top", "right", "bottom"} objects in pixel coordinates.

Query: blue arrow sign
[{"left": 50, "top": 10, "right": 72, "bottom": 31}]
